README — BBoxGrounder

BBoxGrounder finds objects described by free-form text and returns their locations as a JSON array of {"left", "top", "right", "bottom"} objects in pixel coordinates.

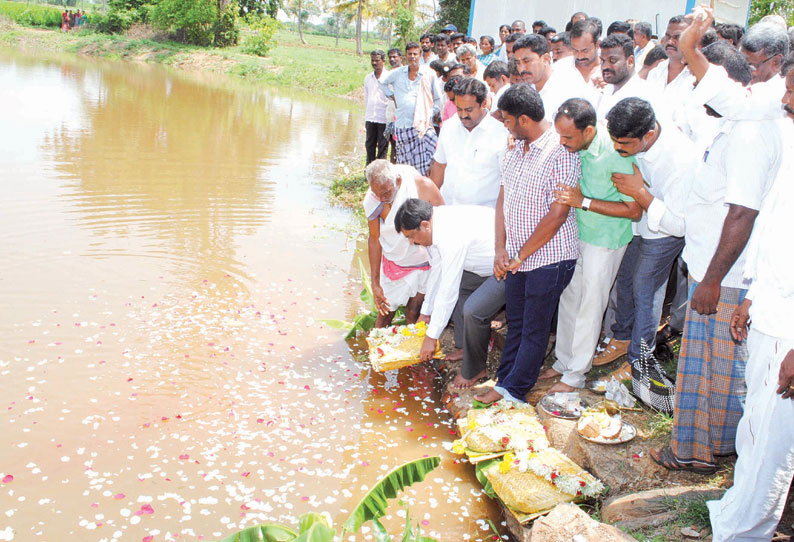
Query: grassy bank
[{"left": 0, "top": 18, "right": 382, "bottom": 98}]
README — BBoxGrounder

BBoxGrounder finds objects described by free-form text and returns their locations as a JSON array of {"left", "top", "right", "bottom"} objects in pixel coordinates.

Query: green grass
[
  {"left": 628, "top": 496, "right": 712, "bottom": 541},
  {"left": 0, "top": 0, "right": 62, "bottom": 28},
  {"left": 645, "top": 411, "right": 673, "bottom": 440}
]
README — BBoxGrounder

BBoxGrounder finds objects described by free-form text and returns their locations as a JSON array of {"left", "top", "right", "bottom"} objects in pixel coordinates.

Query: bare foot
[
  {"left": 444, "top": 348, "right": 463, "bottom": 362},
  {"left": 474, "top": 388, "right": 503, "bottom": 404},
  {"left": 547, "top": 381, "right": 578, "bottom": 393},
  {"left": 447, "top": 369, "right": 488, "bottom": 392},
  {"left": 537, "top": 367, "right": 562, "bottom": 380}
]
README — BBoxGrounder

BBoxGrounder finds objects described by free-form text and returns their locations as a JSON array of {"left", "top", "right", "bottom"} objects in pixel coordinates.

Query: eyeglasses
[{"left": 748, "top": 54, "right": 779, "bottom": 71}]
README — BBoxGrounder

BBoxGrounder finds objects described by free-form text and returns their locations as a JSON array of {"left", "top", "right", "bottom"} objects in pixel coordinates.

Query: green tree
[
  {"left": 748, "top": 0, "right": 794, "bottom": 25},
  {"left": 436, "top": 0, "right": 468, "bottom": 34},
  {"left": 150, "top": 0, "right": 217, "bottom": 45},
  {"left": 284, "top": 0, "right": 319, "bottom": 44}
]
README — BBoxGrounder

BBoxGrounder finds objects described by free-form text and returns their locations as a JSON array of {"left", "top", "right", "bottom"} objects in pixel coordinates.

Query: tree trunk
[
  {"left": 355, "top": 0, "right": 363, "bottom": 55},
  {"left": 297, "top": 0, "right": 307, "bottom": 45},
  {"left": 386, "top": 18, "right": 392, "bottom": 49},
  {"left": 335, "top": 16, "right": 340, "bottom": 47}
]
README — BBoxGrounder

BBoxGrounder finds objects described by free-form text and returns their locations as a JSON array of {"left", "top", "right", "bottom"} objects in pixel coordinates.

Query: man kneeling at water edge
[
  {"left": 394, "top": 199, "right": 505, "bottom": 384},
  {"left": 363, "top": 160, "right": 445, "bottom": 327}
]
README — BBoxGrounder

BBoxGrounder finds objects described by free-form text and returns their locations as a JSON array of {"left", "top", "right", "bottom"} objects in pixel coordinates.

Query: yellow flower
[
  {"left": 452, "top": 439, "right": 466, "bottom": 454},
  {"left": 467, "top": 417, "right": 478, "bottom": 431},
  {"left": 401, "top": 328, "right": 413, "bottom": 337},
  {"left": 415, "top": 320, "right": 427, "bottom": 330},
  {"left": 498, "top": 453, "right": 514, "bottom": 474}
]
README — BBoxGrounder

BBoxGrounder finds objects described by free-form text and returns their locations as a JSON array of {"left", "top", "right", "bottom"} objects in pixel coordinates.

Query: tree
[
  {"left": 284, "top": 0, "right": 318, "bottom": 43},
  {"left": 748, "top": 0, "right": 794, "bottom": 25},
  {"left": 436, "top": 0, "right": 468, "bottom": 34}
]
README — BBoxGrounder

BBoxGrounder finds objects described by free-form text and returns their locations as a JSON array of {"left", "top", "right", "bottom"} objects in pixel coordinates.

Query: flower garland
[
  {"left": 498, "top": 449, "right": 604, "bottom": 498},
  {"left": 368, "top": 321, "right": 428, "bottom": 357}
]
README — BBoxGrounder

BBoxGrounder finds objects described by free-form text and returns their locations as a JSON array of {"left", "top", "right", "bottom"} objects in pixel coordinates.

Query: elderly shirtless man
[{"left": 364, "top": 159, "right": 444, "bottom": 326}]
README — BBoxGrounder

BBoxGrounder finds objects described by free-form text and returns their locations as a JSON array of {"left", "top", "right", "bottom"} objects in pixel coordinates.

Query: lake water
[{"left": 0, "top": 50, "right": 501, "bottom": 541}]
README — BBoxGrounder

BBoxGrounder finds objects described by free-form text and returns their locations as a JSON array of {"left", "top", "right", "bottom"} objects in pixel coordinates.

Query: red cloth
[{"left": 381, "top": 255, "right": 430, "bottom": 281}]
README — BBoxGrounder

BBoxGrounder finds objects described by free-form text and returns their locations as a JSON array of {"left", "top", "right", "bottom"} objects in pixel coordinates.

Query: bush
[
  {"left": 241, "top": 14, "right": 278, "bottom": 56},
  {"left": 150, "top": 0, "right": 216, "bottom": 46},
  {"left": 213, "top": 0, "right": 238, "bottom": 47},
  {"left": 0, "top": 1, "right": 62, "bottom": 28}
]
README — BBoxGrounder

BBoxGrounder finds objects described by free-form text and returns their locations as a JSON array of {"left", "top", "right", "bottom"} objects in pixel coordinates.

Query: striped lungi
[
  {"left": 394, "top": 126, "right": 438, "bottom": 176},
  {"left": 671, "top": 276, "right": 748, "bottom": 466}
]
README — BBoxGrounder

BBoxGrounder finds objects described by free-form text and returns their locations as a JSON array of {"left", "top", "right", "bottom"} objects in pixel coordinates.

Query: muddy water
[{"left": 0, "top": 51, "right": 502, "bottom": 541}]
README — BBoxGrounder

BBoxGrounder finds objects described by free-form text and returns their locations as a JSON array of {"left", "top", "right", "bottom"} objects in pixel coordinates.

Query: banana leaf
[
  {"left": 214, "top": 524, "right": 297, "bottom": 542},
  {"left": 292, "top": 515, "right": 335, "bottom": 542},
  {"left": 358, "top": 257, "right": 375, "bottom": 311},
  {"left": 319, "top": 319, "right": 354, "bottom": 330},
  {"left": 399, "top": 502, "right": 437, "bottom": 542},
  {"left": 342, "top": 456, "right": 441, "bottom": 534},
  {"left": 474, "top": 459, "right": 498, "bottom": 500},
  {"left": 372, "top": 518, "right": 393, "bottom": 542}
]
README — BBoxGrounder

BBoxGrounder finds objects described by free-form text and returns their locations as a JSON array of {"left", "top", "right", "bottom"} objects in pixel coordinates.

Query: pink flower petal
[{"left": 2, "top": 475, "right": 13, "bottom": 483}]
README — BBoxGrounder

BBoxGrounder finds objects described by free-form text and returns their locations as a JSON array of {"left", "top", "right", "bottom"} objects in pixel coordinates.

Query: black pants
[{"left": 365, "top": 121, "right": 389, "bottom": 165}]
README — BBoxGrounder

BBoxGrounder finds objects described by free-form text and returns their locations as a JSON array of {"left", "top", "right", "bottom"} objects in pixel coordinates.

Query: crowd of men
[{"left": 361, "top": 7, "right": 794, "bottom": 542}]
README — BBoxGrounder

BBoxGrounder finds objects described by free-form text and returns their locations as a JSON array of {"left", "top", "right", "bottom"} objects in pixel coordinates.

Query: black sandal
[{"left": 650, "top": 446, "right": 717, "bottom": 475}]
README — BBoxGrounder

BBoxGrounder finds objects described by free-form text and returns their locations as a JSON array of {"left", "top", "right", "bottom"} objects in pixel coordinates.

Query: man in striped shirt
[{"left": 475, "top": 83, "right": 581, "bottom": 404}]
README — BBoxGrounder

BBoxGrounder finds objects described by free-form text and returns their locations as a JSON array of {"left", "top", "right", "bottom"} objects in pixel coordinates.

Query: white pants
[
  {"left": 708, "top": 329, "right": 794, "bottom": 542},
  {"left": 553, "top": 240, "right": 627, "bottom": 388}
]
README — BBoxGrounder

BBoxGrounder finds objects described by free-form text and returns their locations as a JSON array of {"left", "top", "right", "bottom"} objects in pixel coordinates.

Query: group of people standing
[
  {"left": 61, "top": 9, "right": 87, "bottom": 32},
  {"left": 361, "top": 7, "right": 794, "bottom": 542}
]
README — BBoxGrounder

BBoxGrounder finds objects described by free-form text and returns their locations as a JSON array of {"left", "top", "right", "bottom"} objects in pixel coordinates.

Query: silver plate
[{"left": 538, "top": 394, "right": 589, "bottom": 420}]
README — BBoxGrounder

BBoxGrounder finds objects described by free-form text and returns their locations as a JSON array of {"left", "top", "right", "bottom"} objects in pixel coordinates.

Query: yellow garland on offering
[
  {"left": 366, "top": 321, "right": 442, "bottom": 372},
  {"left": 461, "top": 400, "right": 549, "bottom": 453}
]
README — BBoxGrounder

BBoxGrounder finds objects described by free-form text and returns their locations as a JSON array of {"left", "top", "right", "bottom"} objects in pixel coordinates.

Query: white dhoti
[
  {"left": 553, "top": 240, "right": 627, "bottom": 388},
  {"left": 380, "top": 266, "right": 430, "bottom": 312},
  {"left": 708, "top": 329, "right": 794, "bottom": 542}
]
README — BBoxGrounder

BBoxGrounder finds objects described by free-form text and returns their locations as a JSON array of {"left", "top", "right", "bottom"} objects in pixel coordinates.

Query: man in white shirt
[
  {"left": 646, "top": 15, "right": 696, "bottom": 105},
  {"left": 419, "top": 33, "right": 437, "bottom": 66},
  {"left": 455, "top": 44, "right": 486, "bottom": 81},
  {"left": 632, "top": 22, "right": 656, "bottom": 71},
  {"left": 569, "top": 18, "right": 603, "bottom": 92},
  {"left": 513, "top": 34, "right": 586, "bottom": 121},
  {"left": 483, "top": 61, "right": 511, "bottom": 109},
  {"left": 596, "top": 33, "right": 660, "bottom": 119},
  {"left": 607, "top": 98, "right": 696, "bottom": 368},
  {"left": 364, "top": 50, "right": 390, "bottom": 164},
  {"left": 707, "top": 61, "right": 794, "bottom": 542},
  {"left": 394, "top": 199, "right": 506, "bottom": 389},
  {"left": 428, "top": 78, "right": 507, "bottom": 209},
  {"left": 363, "top": 160, "right": 444, "bottom": 327}
]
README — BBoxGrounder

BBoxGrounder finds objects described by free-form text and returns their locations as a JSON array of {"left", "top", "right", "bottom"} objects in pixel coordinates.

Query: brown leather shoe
[{"left": 592, "top": 338, "right": 629, "bottom": 366}]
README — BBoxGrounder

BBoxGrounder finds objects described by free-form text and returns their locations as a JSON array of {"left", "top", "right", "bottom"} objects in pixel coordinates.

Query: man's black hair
[
  {"left": 781, "top": 54, "right": 794, "bottom": 76},
  {"left": 703, "top": 41, "right": 752, "bottom": 86},
  {"left": 540, "top": 26, "right": 557, "bottom": 38},
  {"left": 480, "top": 35, "right": 495, "bottom": 48},
  {"left": 435, "top": 33, "right": 451, "bottom": 45},
  {"left": 505, "top": 32, "right": 523, "bottom": 44},
  {"left": 550, "top": 31, "right": 571, "bottom": 47},
  {"left": 607, "top": 20, "right": 634, "bottom": 39},
  {"left": 497, "top": 82, "right": 545, "bottom": 122},
  {"left": 370, "top": 49, "right": 386, "bottom": 61},
  {"left": 394, "top": 198, "right": 432, "bottom": 233},
  {"left": 454, "top": 77, "right": 488, "bottom": 104},
  {"left": 451, "top": 32, "right": 466, "bottom": 41},
  {"left": 606, "top": 98, "right": 656, "bottom": 139},
  {"left": 388, "top": 47, "right": 402, "bottom": 57},
  {"left": 429, "top": 59, "right": 446, "bottom": 77},
  {"left": 405, "top": 41, "right": 420, "bottom": 52},
  {"left": 643, "top": 45, "right": 668, "bottom": 66},
  {"left": 634, "top": 22, "right": 653, "bottom": 40},
  {"left": 513, "top": 33, "right": 549, "bottom": 56},
  {"left": 570, "top": 17, "right": 602, "bottom": 43},
  {"left": 600, "top": 33, "right": 635, "bottom": 59},
  {"left": 555, "top": 98, "right": 597, "bottom": 130},
  {"left": 716, "top": 23, "right": 744, "bottom": 47},
  {"left": 701, "top": 29, "right": 719, "bottom": 48},
  {"left": 483, "top": 60, "right": 509, "bottom": 80},
  {"left": 420, "top": 32, "right": 436, "bottom": 43},
  {"left": 507, "top": 57, "right": 519, "bottom": 76},
  {"left": 668, "top": 15, "right": 690, "bottom": 26},
  {"left": 533, "top": 20, "right": 547, "bottom": 28}
]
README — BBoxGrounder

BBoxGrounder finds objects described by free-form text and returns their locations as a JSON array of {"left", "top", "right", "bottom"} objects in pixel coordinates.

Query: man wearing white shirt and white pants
[
  {"left": 394, "top": 199, "right": 506, "bottom": 390},
  {"left": 428, "top": 78, "right": 507, "bottom": 209}
]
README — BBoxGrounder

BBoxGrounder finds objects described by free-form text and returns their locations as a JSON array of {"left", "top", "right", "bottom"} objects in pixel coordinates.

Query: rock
[
  {"left": 601, "top": 486, "right": 724, "bottom": 532},
  {"left": 528, "top": 502, "right": 635, "bottom": 542},
  {"left": 682, "top": 526, "right": 702, "bottom": 538}
]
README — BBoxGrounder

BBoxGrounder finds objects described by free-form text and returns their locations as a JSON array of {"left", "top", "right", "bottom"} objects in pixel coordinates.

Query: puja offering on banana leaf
[
  {"left": 452, "top": 400, "right": 549, "bottom": 455},
  {"left": 481, "top": 448, "right": 604, "bottom": 514},
  {"left": 365, "top": 321, "right": 442, "bottom": 372}
]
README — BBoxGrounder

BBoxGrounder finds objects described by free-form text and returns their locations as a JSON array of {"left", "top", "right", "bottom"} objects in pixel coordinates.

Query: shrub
[
  {"left": 241, "top": 13, "right": 278, "bottom": 57},
  {"left": 150, "top": 0, "right": 216, "bottom": 46},
  {"left": 0, "top": 1, "right": 62, "bottom": 28},
  {"left": 212, "top": 0, "right": 238, "bottom": 47}
]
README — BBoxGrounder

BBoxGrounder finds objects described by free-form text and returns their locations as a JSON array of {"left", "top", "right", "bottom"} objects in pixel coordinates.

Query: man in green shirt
[{"left": 539, "top": 98, "right": 642, "bottom": 392}]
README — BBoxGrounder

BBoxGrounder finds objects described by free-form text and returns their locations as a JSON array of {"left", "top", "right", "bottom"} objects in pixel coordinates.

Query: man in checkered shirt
[{"left": 476, "top": 83, "right": 581, "bottom": 405}]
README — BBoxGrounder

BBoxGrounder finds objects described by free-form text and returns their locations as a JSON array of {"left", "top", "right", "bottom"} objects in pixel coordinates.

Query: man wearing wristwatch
[
  {"left": 475, "top": 84, "right": 581, "bottom": 405},
  {"left": 540, "top": 98, "right": 642, "bottom": 392}
]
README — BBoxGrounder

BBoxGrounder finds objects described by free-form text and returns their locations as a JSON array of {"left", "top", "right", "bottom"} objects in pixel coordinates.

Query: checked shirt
[{"left": 501, "top": 127, "right": 581, "bottom": 272}]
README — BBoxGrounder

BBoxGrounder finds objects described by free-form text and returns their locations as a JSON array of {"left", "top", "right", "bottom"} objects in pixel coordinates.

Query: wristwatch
[{"left": 581, "top": 197, "right": 593, "bottom": 211}]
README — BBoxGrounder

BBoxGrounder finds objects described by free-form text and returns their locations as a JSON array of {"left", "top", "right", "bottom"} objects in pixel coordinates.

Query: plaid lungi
[
  {"left": 394, "top": 126, "right": 438, "bottom": 176},
  {"left": 671, "top": 276, "right": 748, "bottom": 466}
]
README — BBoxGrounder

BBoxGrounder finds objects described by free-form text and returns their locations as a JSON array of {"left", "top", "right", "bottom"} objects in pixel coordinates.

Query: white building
[{"left": 467, "top": 0, "right": 752, "bottom": 40}]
